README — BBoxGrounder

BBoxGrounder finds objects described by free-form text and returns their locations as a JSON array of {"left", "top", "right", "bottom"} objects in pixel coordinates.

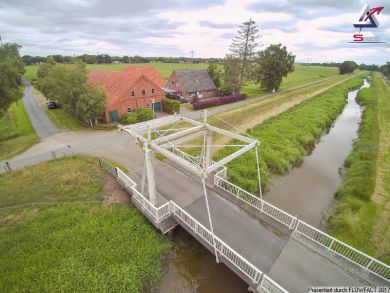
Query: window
[
  {"left": 151, "top": 88, "right": 155, "bottom": 94},
  {"left": 142, "top": 89, "right": 146, "bottom": 96},
  {"left": 127, "top": 107, "right": 131, "bottom": 112},
  {"left": 131, "top": 91, "right": 135, "bottom": 97},
  {"left": 171, "top": 81, "right": 174, "bottom": 85}
]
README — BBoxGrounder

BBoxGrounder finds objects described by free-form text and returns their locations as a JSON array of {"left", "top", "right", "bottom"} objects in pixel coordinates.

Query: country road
[{"left": 22, "top": 79, "right": 61, "bottom": 139}]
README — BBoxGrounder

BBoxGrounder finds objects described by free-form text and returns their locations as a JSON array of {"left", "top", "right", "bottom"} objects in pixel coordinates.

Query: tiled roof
[
  {"left": 173, "top": 69, "right": 216, "bottom": 92},
  {"left": 87, "top": 66, "right": 165, "bottom": 107}
]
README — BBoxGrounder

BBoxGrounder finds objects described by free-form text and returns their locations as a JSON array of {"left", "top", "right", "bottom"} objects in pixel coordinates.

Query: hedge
[
  {"left": 120, "top": 108, "right": 154, "bottom": 124},
  {"left": 191, "top": 94, "right": 246, "bottom": 110},
  {"left": 162, "top": 98, "right": 180, "bottom": 114}
]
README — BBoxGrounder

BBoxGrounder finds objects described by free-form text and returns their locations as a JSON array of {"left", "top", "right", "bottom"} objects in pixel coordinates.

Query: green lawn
[
  {"left": 0, "top": 93, "right": 38, "bottom": 160},
  {"left": 0, "top": 156, "right": 170, "bottom": 292},
  {"left": 215, "top": 74, "right": 365, "bottom": 192},
  {"left": 45, "top": 108, "right": 86, "bottom": 130},
  {"left": 327, "top": 73, "right": 390, "bottom": 264}
]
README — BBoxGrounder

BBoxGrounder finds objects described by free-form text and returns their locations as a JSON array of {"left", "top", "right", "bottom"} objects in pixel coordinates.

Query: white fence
[
  {"left": 116, "top": 168, "right": 171, "bottom": 223},
  {"left": 214, "top": 173, "right": 390, "bottom": 281},
  {"left": 170, "top": 201, "right": 288, "bottom": 293}
]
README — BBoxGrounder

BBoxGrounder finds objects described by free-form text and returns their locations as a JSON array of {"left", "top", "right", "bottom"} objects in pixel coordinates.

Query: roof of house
[
  {"left": 87, "top": 66, "right": 165, "bottom": 107},
  {"left": 173, "top": 69, "right": 216, "bottom": 92}
]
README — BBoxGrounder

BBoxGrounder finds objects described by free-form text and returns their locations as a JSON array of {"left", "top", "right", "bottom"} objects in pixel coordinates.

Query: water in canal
[{"left": 149, "top": 79, "right": 369, "bottom": 292}]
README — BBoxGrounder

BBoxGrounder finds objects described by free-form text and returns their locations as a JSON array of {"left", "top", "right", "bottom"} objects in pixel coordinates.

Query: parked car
[{"left": 46, "top": 101, "right": 61, "bottom": 109}]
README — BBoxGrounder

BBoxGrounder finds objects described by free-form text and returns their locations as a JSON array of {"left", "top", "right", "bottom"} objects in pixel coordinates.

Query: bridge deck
[{"left": 131, "top": 161, "right": 375, "bottom": 292}]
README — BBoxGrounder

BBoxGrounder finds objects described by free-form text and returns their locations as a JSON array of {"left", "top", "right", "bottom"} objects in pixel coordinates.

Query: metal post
[
  {"left": 254, "top": 144, "right": 263, "bottom": 200},
  {"left": 5, "top": 161, "right": 11, "bottom": 172},
  {"left": 205, "top": 131, "right": 212, "bottom": 169},
  {"left": 202, "top": 177, "right": 219, "bottom": 263},
  {"left": 144, "top": 126, "right": 157, "bottom": 206},
  {"left": 141, "top": 160, "right": 146, "bottom": 195}
]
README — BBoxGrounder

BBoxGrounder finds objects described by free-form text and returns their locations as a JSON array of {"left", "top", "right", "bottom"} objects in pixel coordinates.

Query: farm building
[
  {"left": 164, "top": 69, "right": 217, "bottom": 102},
  {"left": 88, "top": 66, "right": 165, "bottom": 122}
]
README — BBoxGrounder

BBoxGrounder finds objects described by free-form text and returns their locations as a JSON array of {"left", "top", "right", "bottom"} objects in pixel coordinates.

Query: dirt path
[
  {"left": 103, "top": 173, "right": 131, "bottom": 204},
  {"left": 209, "top": 74, "right": 358, "bottom": 153}
]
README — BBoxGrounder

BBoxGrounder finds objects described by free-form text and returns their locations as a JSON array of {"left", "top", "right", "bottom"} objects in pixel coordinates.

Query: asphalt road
[{"left": 22, "top": 79, "right": 61, "bottom": 139}]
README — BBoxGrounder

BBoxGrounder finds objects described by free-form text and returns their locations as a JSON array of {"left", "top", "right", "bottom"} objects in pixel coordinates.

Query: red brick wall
[
  {"left": 166, "top": 71, "right": 189, "bottom": 98},
  {"left": 104, "top": 76, "right": 164, "bottom": 122}
]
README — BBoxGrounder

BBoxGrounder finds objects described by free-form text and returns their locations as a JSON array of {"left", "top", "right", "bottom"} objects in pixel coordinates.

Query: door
[
  {"left": 108, "top": 110, "right": 119, "bottom": 122},
  {"left": 153, "top": 102, "right": 161, "bottom": 112}
]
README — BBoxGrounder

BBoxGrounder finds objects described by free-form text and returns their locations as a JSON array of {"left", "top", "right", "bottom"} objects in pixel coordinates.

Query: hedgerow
[
  {"left": 215, "top": 75, "right": 365, "bottom": 193},
  {"left": 121, "top": 108, "right": 154, "bottom": 125},
  {"left": 192, "top": 94, "right": 246, "bottom": 110},
  {"left": 162, "top": 98, "right": 180, "bottom": 114}
]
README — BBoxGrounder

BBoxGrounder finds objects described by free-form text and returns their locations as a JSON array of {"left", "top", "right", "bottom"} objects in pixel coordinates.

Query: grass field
[
  {"left": 0, "top": 91, "right": 38, "bottom": 160},
  {"left": 24, "top": 63, "right": 338, "bottom": 99},
  {"left": 327, "top": 73, "right": 390, "bottom": 264},
  {"left": 214, "top": 74, "right": 365, "bottom": 192},
  {"left": 46, "top": 108, "right": 86, "bottom": 130},
  {"left": 0, "top": 156, "right": 170, "bottom": 292}
]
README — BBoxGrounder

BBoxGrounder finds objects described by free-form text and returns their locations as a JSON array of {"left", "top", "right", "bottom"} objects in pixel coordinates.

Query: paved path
[
  {"left": 22, "top": 79, "right": 60, "bottom": 139},
  {"left": 131, "top": 161, "right": 370, "bottom": 292}
]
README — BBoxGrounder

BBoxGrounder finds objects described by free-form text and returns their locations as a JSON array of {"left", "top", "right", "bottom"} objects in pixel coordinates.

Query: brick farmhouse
[
  {"left": 164, "top": 69, "right": 217, "bottom": 102},
  {"left": 88, "top": 66, "right": 165, "bottom": 122}
]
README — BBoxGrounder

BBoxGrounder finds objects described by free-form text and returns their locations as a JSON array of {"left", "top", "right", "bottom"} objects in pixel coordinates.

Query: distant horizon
[{"left": 1, "top": 0, "right": 389, "bottom": 64}]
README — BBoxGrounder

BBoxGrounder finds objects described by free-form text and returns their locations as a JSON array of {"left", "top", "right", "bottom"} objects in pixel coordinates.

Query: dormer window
[
  {"left": 142, "top": 89, "right": 146, "bottom": 96},
  {"left": 131, "top": 91, "right": 135, "bottom": 97}
]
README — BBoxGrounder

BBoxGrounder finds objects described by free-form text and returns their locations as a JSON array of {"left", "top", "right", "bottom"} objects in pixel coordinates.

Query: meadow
[
  {"left": 0, "top": 156, "right": 170, "bottom": 292},
  {"left": 327, "top": 73, "right": 390, "bottom": 264},
  {"left": 215, "top": 74, "right": 365, "bottom": 192},
  {"left": 24, "top": 63, "right": 338, "bottom": 98},
  {"left": 0, "top": 90, "right": 38, "bottom": 160}
]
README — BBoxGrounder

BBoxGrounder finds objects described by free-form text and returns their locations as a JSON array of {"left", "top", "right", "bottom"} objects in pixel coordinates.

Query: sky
[{"left": 0, "top": 0, "right": 389, "bottom": 64}]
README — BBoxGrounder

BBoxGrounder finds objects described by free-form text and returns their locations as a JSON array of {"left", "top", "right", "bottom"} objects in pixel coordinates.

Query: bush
[
  {"left": 191, "top": 94, "right": 246, "bottom": 110},
  {"left": 162, "top": 98, "right": 180, "bottom": 114},
  {"left": 120, "top": 108, "right": 154, "bottom": 125}
]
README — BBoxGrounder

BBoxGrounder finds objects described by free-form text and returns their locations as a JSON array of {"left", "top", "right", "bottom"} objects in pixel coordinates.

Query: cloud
[{"left": 0, "top": 0, "right": 389, "bottom": 64}]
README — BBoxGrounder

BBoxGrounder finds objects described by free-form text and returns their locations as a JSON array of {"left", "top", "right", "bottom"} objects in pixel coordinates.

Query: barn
[{"left": 88, "top": 66, "right": 166, "bottom": 123}]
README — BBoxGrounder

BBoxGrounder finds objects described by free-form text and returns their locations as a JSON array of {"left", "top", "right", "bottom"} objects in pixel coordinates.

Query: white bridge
[{"left": 101, "top": 112, "right": 389, "bottom": 292}]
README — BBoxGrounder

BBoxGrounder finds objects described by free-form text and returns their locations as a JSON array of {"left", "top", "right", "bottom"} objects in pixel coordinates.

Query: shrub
[
  {"left": 191, "top": 94, "right": 246, "bottom": 110},
  {"left": 162, "top": 98, "right": 180, "bottom": 114},
  {"left": 120, "top": 108, "right": 154, "bottom": 125}
]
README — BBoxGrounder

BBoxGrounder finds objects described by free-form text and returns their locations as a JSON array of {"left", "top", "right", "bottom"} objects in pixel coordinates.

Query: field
[
  {"left": 0, "top": 93, "right": 38, "bottom": 160},
  {"left": 0, "top": 156, "right": 170, "bottom": 292},
  {"left": 214, "top": 74, "right": 365, "bottom": 192},
  {"left": 24, "top": 63, "right": 338, "bottom": 99},
  {"left": 242, "top": 65, "right": 338, "bottom": 98},
  {"left": 45, "top": 108, "right": 86, "bottom": 130},
  {"left": 327, "top": 73, "right": 390, "bottom": 264}
]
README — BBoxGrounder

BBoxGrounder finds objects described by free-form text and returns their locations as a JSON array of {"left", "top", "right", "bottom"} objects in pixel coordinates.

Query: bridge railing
[
  {"left": 115, "top": 167, "right": 171, "bottom": 223},
  {"left": 170, "top": 201, "right": 288, "bottom": 293},
  {"left": 214, "top": 172, "right": 390, "bottom": 281}
]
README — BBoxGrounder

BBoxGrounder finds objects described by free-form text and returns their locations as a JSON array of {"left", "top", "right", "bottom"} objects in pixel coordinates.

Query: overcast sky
[{"left": 1, "top": 0, "right": 389, "bottom": 64}]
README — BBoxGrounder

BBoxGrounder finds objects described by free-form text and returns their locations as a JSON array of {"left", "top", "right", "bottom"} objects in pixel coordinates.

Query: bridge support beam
[{"left": 144, "top": 126, "right": 157, "bottom": 206}]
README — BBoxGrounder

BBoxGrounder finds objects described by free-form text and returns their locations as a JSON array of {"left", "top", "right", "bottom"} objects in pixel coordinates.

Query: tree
[
  {"left": 76, "top": 86, "right": 106, "bottom": 126},
  {"left": 207, "top": 62, "right": 222, "bottom": 88},
  {"left": 0, "top": 42, "right": 25, "bottom": 114},
  {"left": 222, "top": 56, "right": 241, "bottom": 95},
  {"left": 229, "top": 19, "right": 261, "bottom": 90},
  {"left": 39, "top": 60, "right": 88, "bottom": 111},
  {"left": 380, "top": 62, "right": 390, "bottom": 77},
  {"left": 253, "top": 44, "right": 295, "bottom": 92},
  {"left": 339, "top": 61, "right": 358, "bottom": 75}
]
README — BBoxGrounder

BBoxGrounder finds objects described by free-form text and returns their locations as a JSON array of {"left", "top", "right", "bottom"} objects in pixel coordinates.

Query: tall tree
[
  {"left": 229, "top": 19, "right": 261, "bottom": 91},
  {"left": 222, "top": 56, "right": 241, "bottom": 95},
  {"left": 253, "top": 44, "right": 295, "bottom": 92},
  {"left": 0, "top": 42, "right": 25, "bottom": 114},
  {"left": 207, "top": 62, "right": 222, "bottom": 88},
  {"left": 380, "top": 62, "right": 390, "bottom": 77}
]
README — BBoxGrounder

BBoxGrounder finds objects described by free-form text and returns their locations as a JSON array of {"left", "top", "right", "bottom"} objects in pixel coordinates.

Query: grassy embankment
[
  {"left": 0, "top": 155, "right": 170, "bottom": 292},
  {"left": 327, "top": 73, "right": 390, "bottom": 264},
  {"left": 0, "top": 87, "right": 38, "bottom": 160},
  {"left": 214, "top": 74, "right": 365, "bottom": 192}
]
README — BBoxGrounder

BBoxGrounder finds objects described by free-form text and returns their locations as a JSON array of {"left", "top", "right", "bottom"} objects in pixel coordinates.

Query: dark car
[{"left": 46, "top": 101, "right": 61, "bottom": 109}]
